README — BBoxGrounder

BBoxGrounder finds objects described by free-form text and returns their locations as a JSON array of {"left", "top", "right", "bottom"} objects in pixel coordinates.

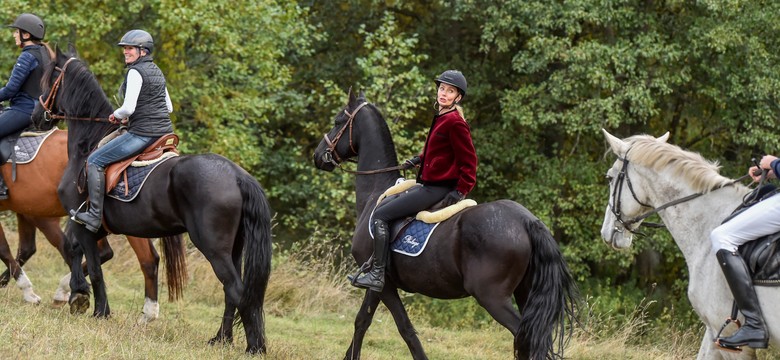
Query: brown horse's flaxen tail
[
  {"left": 160, "top": 234, "right": 188, "bottom": 301},
  {"left": 515, "top": 217, "right": 580, "bottom": 360}
]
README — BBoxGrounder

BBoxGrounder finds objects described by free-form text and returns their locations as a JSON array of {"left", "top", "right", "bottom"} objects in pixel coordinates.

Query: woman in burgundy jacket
[{"left": 352, "top": 70, "right": 478, "bottom": 292}]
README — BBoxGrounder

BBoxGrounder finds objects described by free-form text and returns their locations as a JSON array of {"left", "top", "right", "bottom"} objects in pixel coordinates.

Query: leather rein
[
  {"left": 321, "top": 101, "right": 407, "bottom": 175},
  {"left": 610, "top": 150, "right": 750, "bottom": 236},
  {"left": 39, "top": 57, "right": 111, "bottom": 123}
]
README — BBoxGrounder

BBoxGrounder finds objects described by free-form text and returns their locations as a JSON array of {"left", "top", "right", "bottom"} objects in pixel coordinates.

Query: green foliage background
[{"left": 3, "top": 0, "right": 780, "bottom": 334}]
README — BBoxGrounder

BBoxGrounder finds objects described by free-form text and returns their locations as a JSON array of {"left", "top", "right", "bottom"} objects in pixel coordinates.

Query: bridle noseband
[{"left": 38, "top": 57, "right": 110, "bottom": 123}]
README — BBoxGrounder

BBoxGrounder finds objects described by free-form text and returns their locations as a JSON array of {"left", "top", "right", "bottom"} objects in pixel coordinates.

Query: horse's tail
[
  {"left": 160, "top": 234, "right": 188, "bottom": 301},
  {"left": 517, "top": 217, "right": 580, "bottom": 360},
  {"left": 236, "top": 171, "right": 273, "bottom": 326}
]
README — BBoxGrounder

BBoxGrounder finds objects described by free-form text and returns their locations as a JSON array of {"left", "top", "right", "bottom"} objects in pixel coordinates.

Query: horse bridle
[
  {"left": 609, "top": 150, "right": 747, "bottom": 236},
  {"left": 38, "top": 57, "right": 110, "bottom": 123},
  {"left": 608, "top": 153, "right": 657, "bottom": 236},
  {"left": 321, "top": 102, "right": 407, "bottom": 175}
]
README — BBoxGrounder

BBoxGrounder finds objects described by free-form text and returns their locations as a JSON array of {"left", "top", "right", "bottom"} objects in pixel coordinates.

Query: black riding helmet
[
  {"left": 7, "top": 13, "right": 45, "bottom": 40},
  {"left": 117, "top": 29, "right": 154, "bottom": 54},
  {"left": 435, "top": 70, "right": 467, "bottom": 101}
]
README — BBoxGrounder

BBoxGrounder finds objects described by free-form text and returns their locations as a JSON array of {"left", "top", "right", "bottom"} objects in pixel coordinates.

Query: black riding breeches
[{"left": 373, "top": 183, "right": 451, "bottom": 223}]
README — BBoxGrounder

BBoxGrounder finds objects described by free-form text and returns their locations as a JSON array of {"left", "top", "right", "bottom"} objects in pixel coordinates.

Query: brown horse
[{"left": 0, "top": 129, "right": 186, "bottom": 323}]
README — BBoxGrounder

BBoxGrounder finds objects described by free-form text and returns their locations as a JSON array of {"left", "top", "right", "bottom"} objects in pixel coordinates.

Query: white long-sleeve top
[{"left": 113, "top": 68, "right": 173, "bottom": 120}]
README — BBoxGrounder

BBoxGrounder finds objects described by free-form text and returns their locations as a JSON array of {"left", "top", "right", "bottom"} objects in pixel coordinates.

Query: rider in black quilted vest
[{"left": 71, "top": 29, "right": 173, "bottom": 232}]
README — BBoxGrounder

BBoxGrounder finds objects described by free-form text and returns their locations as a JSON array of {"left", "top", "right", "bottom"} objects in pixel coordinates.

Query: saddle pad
[
  {"left": 391, "top": 220, "right": 439, "bottom": 257},
  {"left": 8, "top": 129, "right": 57, "bottom": 164},
  {"left": 107, "top": 155, "right": 175, "bottom": 202}
]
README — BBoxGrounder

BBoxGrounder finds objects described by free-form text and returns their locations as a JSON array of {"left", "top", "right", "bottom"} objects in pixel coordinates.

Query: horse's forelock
[{"left": 624, "top": 135, "right": 732, "bottom": 192}]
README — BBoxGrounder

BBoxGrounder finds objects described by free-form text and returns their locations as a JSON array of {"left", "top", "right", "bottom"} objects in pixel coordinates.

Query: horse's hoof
[
  {"left": 25, "top": 294, "right": 42, "bottom": 305},
  {"left": 245, "top": 344, "right": 266, "bottom": 354},
  {"left": 51, "top": 299, "right": 68, "bottom": 308},
  {"left": 69, "top": 293, "right": 90, "bottom": 315}
]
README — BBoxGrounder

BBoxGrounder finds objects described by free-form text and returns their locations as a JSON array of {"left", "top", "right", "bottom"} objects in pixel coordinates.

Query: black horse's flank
[
  {"left": 32, "top": 46, "right": 273, "bottom": 354},
  {"left": 313, "top": 91, "right": 580, "bottom": 360}
]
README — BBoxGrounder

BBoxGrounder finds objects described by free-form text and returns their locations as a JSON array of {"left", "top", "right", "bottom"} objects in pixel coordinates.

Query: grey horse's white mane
[{"left": 624, "top": 134, "right": 734, "bottom": 193}]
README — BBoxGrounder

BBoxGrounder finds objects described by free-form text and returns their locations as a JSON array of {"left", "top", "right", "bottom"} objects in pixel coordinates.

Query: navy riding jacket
[{"left": 0, "top": 45, "right": 41, "bottom": 115}]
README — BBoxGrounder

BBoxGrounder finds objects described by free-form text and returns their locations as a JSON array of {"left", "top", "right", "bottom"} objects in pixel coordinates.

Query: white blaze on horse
[{"left": 600, "top": 129, "right": 780, "bottom": 360}]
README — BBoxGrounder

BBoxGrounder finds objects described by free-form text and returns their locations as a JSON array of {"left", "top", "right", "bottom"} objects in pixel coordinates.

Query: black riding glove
[
  {"left": 445, "top": 190, "right": 464, "bottom": 205},
  {"left": 402, "top": 155, "right": 421, "bottom": 169}
]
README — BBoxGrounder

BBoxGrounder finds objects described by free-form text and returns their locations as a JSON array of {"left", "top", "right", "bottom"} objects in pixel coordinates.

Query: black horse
[
  {"left": 313, "top": 91, "right": 580, "bottom": 360},
  {"left": 31, "top": 46, "right": 273, "bottom": 354}
]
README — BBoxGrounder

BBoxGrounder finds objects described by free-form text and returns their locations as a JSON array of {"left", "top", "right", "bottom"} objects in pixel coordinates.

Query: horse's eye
[{"left": 605, "top": 175, "right": 613, "bottom": 183}]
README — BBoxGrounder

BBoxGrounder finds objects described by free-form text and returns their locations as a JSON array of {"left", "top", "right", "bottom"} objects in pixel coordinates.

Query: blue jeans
[
  {"left": 88, "top": 132, "right": 157, "bottom": 170},
  {"left": 0, "top": 109, "right": 32, "bottom": 138}
]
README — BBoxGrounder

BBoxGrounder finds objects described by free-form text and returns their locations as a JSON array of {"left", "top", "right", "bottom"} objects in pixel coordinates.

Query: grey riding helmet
[
  {"left": 7, "top": 13, "right": 45, "bottom": 40},
  {"left": 117, "top": 29, "right": 154, "bottom": 54}
]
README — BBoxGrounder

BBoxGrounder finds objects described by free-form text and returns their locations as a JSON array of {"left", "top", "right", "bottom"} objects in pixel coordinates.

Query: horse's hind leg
[
  {"left": 187, "top": 228, "right": 243, "bottom": 347},
  {"left": 380, "top": 288, "right": 429, "bottom": 360},
  {"left": 127, "top": 236, "right": 160, "bottom": 324},
  {"left": 345, "top": 290, "right": 383, "bottom": 360}
]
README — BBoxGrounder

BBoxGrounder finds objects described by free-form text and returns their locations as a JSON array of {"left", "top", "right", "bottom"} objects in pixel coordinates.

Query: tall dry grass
[{"left": 0, "top": 229, "right": 777, "bottom": 359}]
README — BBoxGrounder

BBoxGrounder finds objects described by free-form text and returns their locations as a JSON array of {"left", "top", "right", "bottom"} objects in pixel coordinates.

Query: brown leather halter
[{"left": 38, "top": 57, "right": 110, "bottom": 123}]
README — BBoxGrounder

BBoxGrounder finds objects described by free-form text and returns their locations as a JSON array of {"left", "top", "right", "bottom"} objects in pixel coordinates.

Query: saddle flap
[{"left": 105, "top": 133, "right": 180, "bottom": 193}]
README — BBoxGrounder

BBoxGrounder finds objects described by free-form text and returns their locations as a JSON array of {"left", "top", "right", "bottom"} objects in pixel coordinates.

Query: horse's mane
[
  {"left": 348, "top": 94, "right": 397, "bottom": 163},
  {"left": 59, "top": 58, "right": 114, "bottom": 121},
  {"left": 624, "top": 134, "right": 733, "bottom": 193},
  {"left": 39, "top": 49, "right": 116, "bottom": 148}
]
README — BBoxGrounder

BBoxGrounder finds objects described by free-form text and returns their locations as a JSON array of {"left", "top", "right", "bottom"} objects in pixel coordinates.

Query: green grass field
[{"left": 0, "top": 231, "right": 775, "bottom": 359}]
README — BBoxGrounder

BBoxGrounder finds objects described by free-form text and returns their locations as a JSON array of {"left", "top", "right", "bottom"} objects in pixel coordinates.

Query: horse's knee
[{"left": 16, "top": 247, "right": 36, "bottom": 264}]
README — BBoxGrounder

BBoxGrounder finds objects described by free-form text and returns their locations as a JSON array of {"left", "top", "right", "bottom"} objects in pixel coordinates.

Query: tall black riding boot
[
  {"left": 352, "top": 219, "right": 390, "bottom": 292},
  {"left": 715, "top": 249, "right": 769, "bottom": 349},
  {"left": 71, "top": 165, "right": 106, "bottom": 233},
  {"left": 0, "top": 173, "right": 8, "bottom": 200}
]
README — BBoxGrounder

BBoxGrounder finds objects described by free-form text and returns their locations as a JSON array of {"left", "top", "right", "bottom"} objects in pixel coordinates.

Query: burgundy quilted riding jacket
[{"left": 417, "top": 109, "right": 477, "bottom": 195}]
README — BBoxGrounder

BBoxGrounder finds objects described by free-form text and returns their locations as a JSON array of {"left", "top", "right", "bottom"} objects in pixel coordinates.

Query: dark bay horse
[
  {"left": 32, "top": 46, "right": 272, "bottom": 354},
  {"left": 313, "top": 92, "right": 580, "bottom": 360},
  {"left": 0, "top": 128, "right": 184, "bottom": 323}
]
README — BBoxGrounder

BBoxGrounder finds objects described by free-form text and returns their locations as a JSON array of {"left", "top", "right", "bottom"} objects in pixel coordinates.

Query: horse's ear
[
  {"left": 358, "top": 91, "right": 365, "bottom": 99},
  {"left": 348, "top": 86, "right": 356, "bottom": 105},
  {"left": 602, "top": 129, "right": 628, "bottom": 156},
  {"left": 68, "top": 43, "right": 78, "bottom": 57},
  {"left": 657, "top": 131, "right": 670, "bottom": 143}
]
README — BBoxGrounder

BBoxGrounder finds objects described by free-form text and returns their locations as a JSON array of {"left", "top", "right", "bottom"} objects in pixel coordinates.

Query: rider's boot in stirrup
[
  {"left": 352, "top": 219, "right": 390, "bottom": 292},
  {"left": 71, "top": 165, "right": 106, "bottom": 233},
  {"left": 715, "top": 249, "right": 769, "bottom": 349}
]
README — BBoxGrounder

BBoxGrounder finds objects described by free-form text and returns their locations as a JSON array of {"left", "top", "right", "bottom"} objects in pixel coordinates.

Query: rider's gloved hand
[
  {"left": 402, "top": 156, "right": 421, "bottom": 170},
  {"left": 444, "top": 190, "right": 464, "bottom": 205}
]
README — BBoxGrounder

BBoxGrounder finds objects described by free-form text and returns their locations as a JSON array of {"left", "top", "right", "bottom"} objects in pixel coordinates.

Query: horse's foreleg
[
  {"left": 344, "top": 290, "right": 382, "bottom": 360},
  {"left": 67, "top": 225, "right": 91, "bottom": 315},
  {"left": 81, "top": 234, "right": 110, "bottom": 317},
  {"left": 127, "top": 236, "right": 159, "bottom": 324},
  {"left": 0, "top": 224, "right": 18, "bottom": 288},
  {"left": 380, "top": 288, "right": 428, "bottom": 360}
]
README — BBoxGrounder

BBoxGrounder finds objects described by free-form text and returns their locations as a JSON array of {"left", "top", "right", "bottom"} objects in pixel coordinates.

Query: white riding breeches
[{"left": 711, "top": 194, "right": 780, "bottom": 252}]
